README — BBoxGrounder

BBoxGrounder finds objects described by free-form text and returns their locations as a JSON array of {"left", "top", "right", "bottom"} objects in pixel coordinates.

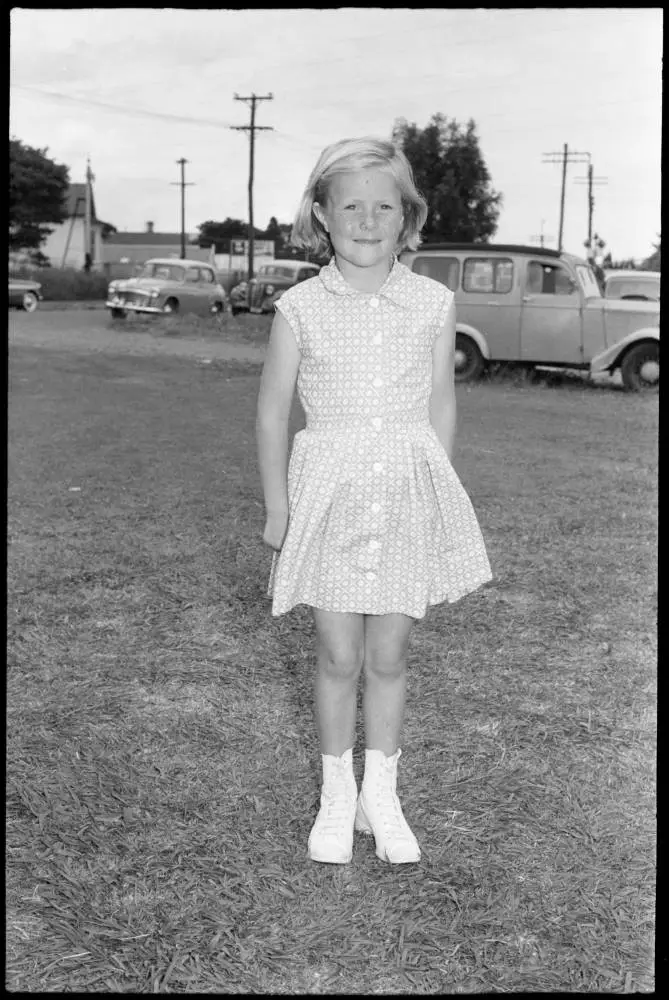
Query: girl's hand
[{"left": 263, "top": 510, "right": 289, "bottom": 551}]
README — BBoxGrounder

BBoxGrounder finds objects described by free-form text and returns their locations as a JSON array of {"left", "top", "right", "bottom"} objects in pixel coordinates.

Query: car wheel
[
  {"left": 22, "top": 291, "right": 39, "bottom": 313},
  {"left": 163, "top": 298, "right": 179, "bottom": 314},
  {"left": 454, "top": 333, "right": 485, "bottom": 382},
  {"left": 620, "top": 341, "right": 659, "bottom": 392},
  {"left": 110, "top": 307, "right": 127, "bottom": 320},
  {"left": 211, "top": 301, "right": 225, "bottom": 314}
]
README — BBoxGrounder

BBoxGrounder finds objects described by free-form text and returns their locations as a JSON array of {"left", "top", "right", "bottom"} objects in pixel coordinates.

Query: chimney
[{"left": 146, "top": 221, "right": 154, "bottom": 234}]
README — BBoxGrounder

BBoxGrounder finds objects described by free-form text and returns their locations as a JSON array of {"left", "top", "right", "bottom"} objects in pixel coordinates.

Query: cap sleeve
[
  {"left": 274, "top": 293, "right": 303, "bottom": 351},
  {"left": 431, "top": 285, "right": 456, "bottom": 346}
]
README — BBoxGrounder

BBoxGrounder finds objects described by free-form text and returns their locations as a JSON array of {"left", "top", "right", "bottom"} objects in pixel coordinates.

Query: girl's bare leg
[
  {"left": 312, "top": 609, "right": 365, "bottom": 756},
  {"left": 362, "top": 613, "right": 415, "bottom": 755}
]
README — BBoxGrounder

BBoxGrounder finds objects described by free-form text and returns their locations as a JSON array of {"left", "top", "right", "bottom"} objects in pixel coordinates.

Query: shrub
[{"left": 10, "top": 266, "right": 108, "bottom": 301}]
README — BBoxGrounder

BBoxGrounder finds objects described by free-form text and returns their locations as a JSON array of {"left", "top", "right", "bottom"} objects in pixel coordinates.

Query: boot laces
[
  {"left": 317, "top": 765, "right": 355, "bottom": 837},
  {"left": 372, "top": 776, "right": 413, "bottom": 840}
]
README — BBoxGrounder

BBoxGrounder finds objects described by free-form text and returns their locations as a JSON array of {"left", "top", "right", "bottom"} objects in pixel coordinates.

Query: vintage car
[
  {"left": 399, "top": 243, "right": 660, "bottom": 391},
  {"left": 8, "top": 276, "right": 43, "bottom": 312},
  {"left": 106, "top": 258, "right": 228, "bottom": 318},
  {"left": 603, "top": 269, "right": 660, "bottom": 303},
  {"left": 230, "top": 260, "right": 320, "bottom": 315}
]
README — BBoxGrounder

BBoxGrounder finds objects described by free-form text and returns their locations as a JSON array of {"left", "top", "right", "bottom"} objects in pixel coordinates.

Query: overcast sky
[{"left": 10, "top": 7, "right": 662, "bottom": 261}]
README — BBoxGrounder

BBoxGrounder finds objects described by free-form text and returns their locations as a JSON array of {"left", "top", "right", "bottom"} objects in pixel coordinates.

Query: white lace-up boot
[
  {"left": 308, "top": 748, "right": 358, "bottom": 864},
  {"left": 355, "top": 748, "right": 421, "bottom": 864}
]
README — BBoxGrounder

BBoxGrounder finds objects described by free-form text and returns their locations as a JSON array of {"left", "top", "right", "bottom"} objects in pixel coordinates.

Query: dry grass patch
[{"left": 7, "top": 336, "right": 656, "bottom": 993}]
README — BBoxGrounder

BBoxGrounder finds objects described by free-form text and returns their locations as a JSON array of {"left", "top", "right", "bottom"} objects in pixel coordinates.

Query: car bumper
[{"left": 106, "top": 299, "right": 163, "bottom": 314}]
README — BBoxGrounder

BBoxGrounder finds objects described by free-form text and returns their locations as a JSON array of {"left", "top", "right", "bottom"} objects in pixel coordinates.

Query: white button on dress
[{"left": 369, "top": 297, "right": 380, "bottom": 308}]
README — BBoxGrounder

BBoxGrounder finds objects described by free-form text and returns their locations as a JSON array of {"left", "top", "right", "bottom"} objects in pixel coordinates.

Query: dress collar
[{"left": 318, "top": 255, "right": 411, "bottom": 307}]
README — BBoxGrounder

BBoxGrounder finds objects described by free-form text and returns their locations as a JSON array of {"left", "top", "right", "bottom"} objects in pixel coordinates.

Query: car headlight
[{"left": 149, "top": 290, "right": 160, "bottom": 299}]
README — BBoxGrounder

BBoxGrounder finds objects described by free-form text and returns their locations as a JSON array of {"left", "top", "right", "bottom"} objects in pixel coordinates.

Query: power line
[
  {"left": 231, "top": 93, "right": 274, "bottom": 282},
  {"left": 10, "top": 83, "right": 233, "bottom": 129}
]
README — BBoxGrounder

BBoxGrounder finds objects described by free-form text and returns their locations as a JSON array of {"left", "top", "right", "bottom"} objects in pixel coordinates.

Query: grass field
[{"left": 7, "top": 310, "right": 657, "bottom": 993}]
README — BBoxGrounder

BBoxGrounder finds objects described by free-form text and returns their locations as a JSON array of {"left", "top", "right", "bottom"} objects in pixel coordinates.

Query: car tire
[
  {"left": 162, "top": 298, "right": 179, "bottom": 314},
  {"left": 22, "top": 291, "right": 39, "bottom": 313},
  {"left": 110, "top": 307, "right": 127, "bottom": 320},
  {"left": 454, "top": 333, "right": 485, "bottom": 383},
  {"left": 620, "top": 341, "right": 659, "bottom": 392},
  {"left": 211, "top": 301, "right": 225, "bottom": 314}
]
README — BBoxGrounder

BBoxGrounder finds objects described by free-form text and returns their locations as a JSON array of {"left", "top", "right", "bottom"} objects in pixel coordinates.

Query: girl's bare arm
[
  {"left": 256, "top": 311, "right": 301, "bottom": 544},
  {"left": 428, "top": 297, "right": 457, "bottom": 460}
]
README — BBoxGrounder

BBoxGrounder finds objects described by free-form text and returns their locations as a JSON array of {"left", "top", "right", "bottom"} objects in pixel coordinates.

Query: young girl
[{"left": 256, "top": 136, "right": 492, "bottom": 865}]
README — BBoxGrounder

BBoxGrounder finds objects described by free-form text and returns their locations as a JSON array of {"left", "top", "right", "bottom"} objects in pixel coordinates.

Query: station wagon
[{"left": 400, "top": 243, "right": 660, "bottom": 391}]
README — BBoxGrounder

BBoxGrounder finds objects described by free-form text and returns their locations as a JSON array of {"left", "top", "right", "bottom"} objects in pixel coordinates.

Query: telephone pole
[
  {"left": 171, "top": 158, "right": 194, "bottom": 259},
  {"left": 575, "top": 163, "right": 608, "bottom": 257},
  {"left": 84, "top": 156, "right": 94, "bottom": 269},
  {"left": 529, "top": 219, "right": 555, "bottom": 249},
  {"left": 231, "top": 93, "right": 274, "bottom": 282},
  {"left": 542, "top": 144, "right": 590, "bottom": 252}
]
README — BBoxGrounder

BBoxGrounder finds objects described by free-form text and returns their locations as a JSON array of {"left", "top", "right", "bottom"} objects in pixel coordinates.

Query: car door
[
  {"left": 183, "top": 266, "right": 205, "bottom": 313},
  {"left": 197, "top": 266, "right": 219, "bottom": 313},
  {"left": 519, "top": 259, "right": 584, "bottom": 364}
]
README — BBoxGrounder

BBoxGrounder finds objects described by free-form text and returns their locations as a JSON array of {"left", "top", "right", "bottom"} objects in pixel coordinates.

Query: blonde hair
[{"left": 290, "top": 136, "right": 428, "bottom": 257}]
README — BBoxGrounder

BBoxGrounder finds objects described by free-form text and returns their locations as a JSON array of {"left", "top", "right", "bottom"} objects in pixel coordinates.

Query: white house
[{"left": 41, "top": 181, "right": 104, "bottom": 270}]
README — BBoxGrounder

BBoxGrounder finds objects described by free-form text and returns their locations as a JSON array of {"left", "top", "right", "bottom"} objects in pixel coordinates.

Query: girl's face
[{"left": 313, "top": 168, "right": 404, "bottom": 271}]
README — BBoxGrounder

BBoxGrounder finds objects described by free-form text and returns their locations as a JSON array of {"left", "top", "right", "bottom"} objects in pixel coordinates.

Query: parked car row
[{"left": 11, "top": 248, "right": 660, "bottom": 391}]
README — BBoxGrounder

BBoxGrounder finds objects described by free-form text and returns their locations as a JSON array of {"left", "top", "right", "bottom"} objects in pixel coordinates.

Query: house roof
[
  {"left": 106, "top": 232, "right": 198, "bottom": 246},
  {"left": 65, "top": 183, "right": 98, "bottom": 222}
]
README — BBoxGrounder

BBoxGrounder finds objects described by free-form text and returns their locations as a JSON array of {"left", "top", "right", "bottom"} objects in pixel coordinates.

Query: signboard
[{"left": 231, "top": 239, "right": 274, "bottom": 256}]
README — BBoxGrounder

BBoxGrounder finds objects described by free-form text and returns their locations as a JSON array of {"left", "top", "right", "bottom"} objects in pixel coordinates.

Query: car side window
[
  {"left": 200, "top": 268, "right": 215, "bottom": 284},
  {"left": 527, "top": 261, "right": 575, "bottom": 296},
  {"left": 185, "top": 268, "right": 200, "bottom": 283},
  {"left": 297, "top": 269, "right": 314, "bottom": 283},
  {"left": 463, "top": 258, "right": 514, "bottom": 294},
  {"left": 412, "top": 256, "right": 460, "bottom": 291}
]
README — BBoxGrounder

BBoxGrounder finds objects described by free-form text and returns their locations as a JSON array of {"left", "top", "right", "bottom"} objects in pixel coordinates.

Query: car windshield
[
  {"left": 575, "top": 265, "right": 602, "bottom": 298},
  {"left": 259, "top": 265, "right": 304, "bottom": 279},
  {"left": 139, "top": 263, "right": 185, "bottom": 281}
]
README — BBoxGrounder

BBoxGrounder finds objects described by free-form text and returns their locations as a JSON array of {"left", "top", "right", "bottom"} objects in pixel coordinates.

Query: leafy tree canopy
[
  {"left": 196, "top": 216, "right": 293, "bottom": 252},
  {"left": 392, "top": 113, "right": 502, "bottom": 243},
  {"left": 10, "top": 138, "right": 70, "bottom": 253}
]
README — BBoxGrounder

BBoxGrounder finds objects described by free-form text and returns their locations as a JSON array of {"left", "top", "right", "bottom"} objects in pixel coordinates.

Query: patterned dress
[{"left": 267, "top": 257, "right": 492, "bottom": 618}]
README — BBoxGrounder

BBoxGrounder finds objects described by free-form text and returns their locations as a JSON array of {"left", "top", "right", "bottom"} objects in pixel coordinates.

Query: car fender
[
  {"left": 455, "top": 323, "right": 491, "bottom": 361},
  {"left": 590, "top": 327, "right": 660, "bottom": 373}
]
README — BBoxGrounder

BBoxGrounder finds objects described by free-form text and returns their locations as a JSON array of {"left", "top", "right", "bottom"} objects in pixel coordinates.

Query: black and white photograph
[{"left": 8, "top": 7, "right": 658, "bottom": 994}]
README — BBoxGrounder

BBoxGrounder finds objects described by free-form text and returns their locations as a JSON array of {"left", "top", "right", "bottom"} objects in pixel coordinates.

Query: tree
[
  {"left": 196, "top": 217, "right": 264, "bottom": 250},
  {"left": 392, "top": 113, "right": 502, "bottom": 243},
  {"left": 10, "top": 138, "right": 70, "bottom": 257},
  {"left": 642, "top": 233, "right": 661, "bottom": 271},
  {"left": 262, "top": 216, "right": 286, "bottom": 249}
]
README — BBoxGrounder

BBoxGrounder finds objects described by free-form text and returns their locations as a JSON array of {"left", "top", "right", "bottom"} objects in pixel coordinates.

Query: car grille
[{"left": 122, "top": 292, "right": 151, "bottom": 306}]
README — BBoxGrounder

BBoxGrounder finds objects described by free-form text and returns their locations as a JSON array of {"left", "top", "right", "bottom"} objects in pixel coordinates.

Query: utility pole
[
  {"left": 84, "top": 156, "right": 94, "bottom": 270},
  {"left": 231, "top": 93, "right": 274, "bottom": 282},
  {"left": 542, "top": 144, "right": 590, "bottom": 252},
  {"left": 529, "top": 219, "right": 555, "bottom": 249},
  {"left": 575, "top": 163, "right": 608, "bottom": 257},
  {"left": 171, "top": 159, "right": 194, "bottom": 259}
]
